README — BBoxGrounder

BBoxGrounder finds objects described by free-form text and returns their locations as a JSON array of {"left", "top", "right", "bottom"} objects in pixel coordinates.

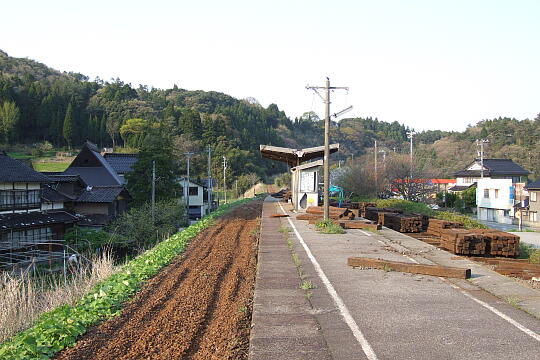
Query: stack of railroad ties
[
  {"left": 296, "top": 201, "right": 519, "bottom": 257},
  {"left": 426, "top": 219, "right": 519, "bottom": 257},
  {"left": 295, "top": 202, "right": 427, "bottom": 232}
]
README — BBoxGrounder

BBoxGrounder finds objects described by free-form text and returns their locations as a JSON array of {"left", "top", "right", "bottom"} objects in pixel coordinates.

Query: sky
[{"left": 1, "top": 0, "right": 539, "bottom": 131}]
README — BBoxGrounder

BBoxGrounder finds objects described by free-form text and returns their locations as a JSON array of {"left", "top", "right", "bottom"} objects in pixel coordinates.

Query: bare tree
[
  {"left": 246, "top": 172, "right": 260, "bottom": 196},
  {"left": 382, "top": 154, "right": 436, "bottom": 201}
]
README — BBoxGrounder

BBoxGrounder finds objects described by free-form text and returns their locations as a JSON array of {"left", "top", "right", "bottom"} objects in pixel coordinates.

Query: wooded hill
[{"left": 1, "top": 49, "right": 539, "bottom": 180}]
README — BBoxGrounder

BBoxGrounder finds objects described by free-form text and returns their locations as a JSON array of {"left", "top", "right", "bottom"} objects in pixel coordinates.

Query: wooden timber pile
[
  {"left": 356, "top": 202, "right": 376, "bottom": 217},
  {"left": 377, "top": 212, "right": 423, "bottom": 233},
  {"left": 412, "top": 213, "right": 430, "bottom": 231},
  {"left": 426, "top": 219, "right": 519, "bottom": 257},
  {"left": 470, "top": 257, "right": 540, "bottom": 280},
  {"left": 469, "top": 229, "right": 520, "bottom": 257},
  {"left": 426, "top": 219, "right": 463, "bottom": 237},
  {"left": 299, "top": 206, "right": 355, "bottom": 220},
  {"left": 439, "top": 228, "right": 487, "bottom": 255},
  {"left": 364, "top": 207, "right": 402, "bottom": 222}
]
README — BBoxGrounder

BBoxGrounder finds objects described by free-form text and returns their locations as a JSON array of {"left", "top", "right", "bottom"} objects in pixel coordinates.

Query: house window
[
  {"left": 530, "top": 212, "right": 538, "bottom": 222},
  {"left": 531, "top": 192, "right": 537, "bottom": 202},
  {"left": 484, "top": 189, "right": 489, "bottom": 198},
  {"left": 189, "top": 187, "right": 198, "bottom": 196},
  {"left": 0, "top": 190, "right": 41, "bottom": 211},
  {"left": 1, "top": 227, "right": 52, "bottom": 248},
  {"left": 494, "top": 189, "right": 499, "bottom": 198}
]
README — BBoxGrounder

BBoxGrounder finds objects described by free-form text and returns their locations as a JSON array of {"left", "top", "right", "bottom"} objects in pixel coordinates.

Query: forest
[{"left": 1, "top": 49, "right": 540, "bottom": 184}]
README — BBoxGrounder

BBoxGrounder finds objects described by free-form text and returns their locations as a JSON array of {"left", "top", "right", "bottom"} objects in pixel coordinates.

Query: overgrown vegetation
[
  {"left": 66, "top": 199, "right": 187, "bottom": 254},
  {"left": 0, "top": 252, "right": 115, "bottom": 344},
  {"left": 518, "top": 243, "right": 540, "bottom": 263},
  {"left": 0, "top": 198, "right": 251, "bottom": 359},
  {"left": 315, "top": 220, "right": 345, "bottom": 234}
]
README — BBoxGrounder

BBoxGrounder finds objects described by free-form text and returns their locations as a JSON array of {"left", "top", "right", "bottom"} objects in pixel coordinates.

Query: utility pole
[
  {"left": 374, "top": 139, "right": 378, "bottom": 194},
  {"left": 151, "top": 160, "right": 156, "bottom": 223},
  {"left": 476, "top": 139, "right": 489, "bottom": 220},
  {"left": 207, "top": 146, "right": 212, "bottom": 212},
  {"left": 407, "top": 131, "right": 415, "bottom": 180},
  {"left": 222, "top": 156, "right": 227, "bottom": 204},
  {"left": 476, "top": 139, "right": 489, "bottom": 179},
  {"left": 306, "top": 78, "right": 350, "bottom": 220},
  {"left": 184, "top": 152, "right": 194, "bottom": 220}
]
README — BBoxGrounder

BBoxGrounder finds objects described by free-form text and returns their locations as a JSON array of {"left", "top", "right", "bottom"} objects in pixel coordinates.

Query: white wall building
[
  {"left": 476, "top": 178, "right": 515, "bottom": 224},
  {"left": 179, "top": 178, "right": 209, "bottom": 220}
]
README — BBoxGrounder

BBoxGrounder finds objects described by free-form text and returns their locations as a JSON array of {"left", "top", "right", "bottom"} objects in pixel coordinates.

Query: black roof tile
[
  {"left": 526, "top": 178, "right": 540, "bottom": 189},
  {"left": 103, "top": 153, "right": 138, "bottom": 174},
  {"left": 76, "top": 186, "right": 127, "bottom": 203},
  {"left": 42, "top": 186, "right": 72, "bottom": 202},
  {"left": 0, "top": 211, "right": 78, "bottom": 231},
  {"left": 0, "top": 152, "right": 52, "bottom": 183},
  {"left": 454, "top": 159, "right": 530, "bottom": 177}
]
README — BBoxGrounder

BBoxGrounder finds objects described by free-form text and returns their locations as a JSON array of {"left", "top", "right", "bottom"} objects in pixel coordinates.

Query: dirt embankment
[{"left": 56, "top": 200, "right": 262, "bottom": 360}]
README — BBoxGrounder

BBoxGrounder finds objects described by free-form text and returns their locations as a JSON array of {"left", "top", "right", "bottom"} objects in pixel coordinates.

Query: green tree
[
  {"left": 126, "top": 130, "right": 180, "bottom": 205},
  {"left": 120, "top": 118, "right": 150, "bottom": 148},
  {"left": 62, "top": 101, "right": 74, "bottom": 149},
  {"left": 0, "top": 100, "right": 20, "bottom": 144},
  {"left": 180, "top": 109, "right": 203, "bottom": 139}
]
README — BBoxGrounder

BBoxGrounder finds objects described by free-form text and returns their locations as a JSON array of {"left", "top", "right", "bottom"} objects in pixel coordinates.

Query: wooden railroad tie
[{"left": 347, "top": 257, "right": 471, "bottom": 279}]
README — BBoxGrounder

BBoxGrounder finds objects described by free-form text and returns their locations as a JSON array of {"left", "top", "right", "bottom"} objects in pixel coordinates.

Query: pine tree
[{"left": 63, "top": 101, "right": 74, "bottom": 149}]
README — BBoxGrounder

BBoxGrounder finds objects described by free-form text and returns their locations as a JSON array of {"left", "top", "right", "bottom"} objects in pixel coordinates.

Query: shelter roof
[
  {"left": 291, "top": 160, "right": 323, "bottom": 171},
  {"left": 259, "top": 144, "right": 339, "bottom": 166}
]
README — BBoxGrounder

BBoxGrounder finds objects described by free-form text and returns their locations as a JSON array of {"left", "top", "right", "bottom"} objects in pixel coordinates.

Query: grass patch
[
  {"left": 278, "top": 226, "right": 291, "bottom": 233},
  {"left": 382, "top": 264, "right": 393, "bottom": 272},
  {"left": 0, "top": 198, "right": 253, "bottom": 359},
  {"left": 300, "top": 280, "right": 315, "bottom": 290},
  {"left": 32, "top": 162, "right": 70, "bottom": 172},
  {"left": 315, "top": 220, "right": 345, "bottom": 234},
  {"left": 505, "top": 297, "right": 522, "bottom": 309}
]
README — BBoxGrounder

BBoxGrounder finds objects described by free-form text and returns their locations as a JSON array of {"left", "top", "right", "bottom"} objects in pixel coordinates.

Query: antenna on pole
[{"left": 306, "top": 78, "right": 351, "bottom": 221}]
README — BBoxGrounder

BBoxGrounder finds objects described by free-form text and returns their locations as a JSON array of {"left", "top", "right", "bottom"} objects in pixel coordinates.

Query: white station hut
[{"left": 260, "top": 144, "right": 339, "bottom": 211}]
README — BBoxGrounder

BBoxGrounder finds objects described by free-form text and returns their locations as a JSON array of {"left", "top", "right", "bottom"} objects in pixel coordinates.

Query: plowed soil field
[{"left": 56, "top": 200, "right": 262, "bottom": 360}]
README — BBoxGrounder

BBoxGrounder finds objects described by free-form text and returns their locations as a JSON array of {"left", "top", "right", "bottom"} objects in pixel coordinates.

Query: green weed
[
  {"left": 382, "top": 264, "right": 393, "bottom": 272},
  {"left": 300, "top": 280, "right": 315, "bottom": 290}
]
